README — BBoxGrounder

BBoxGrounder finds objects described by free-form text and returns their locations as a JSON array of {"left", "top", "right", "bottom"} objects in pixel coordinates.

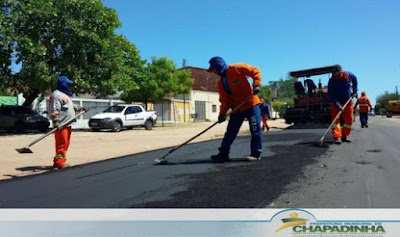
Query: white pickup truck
[{"left": 88, "top": 104, "right": 157, "bottom": 132}]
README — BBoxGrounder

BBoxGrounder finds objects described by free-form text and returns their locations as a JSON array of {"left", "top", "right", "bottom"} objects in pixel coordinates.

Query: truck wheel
[
  {"left": 111, "top": 121, "right": 122, "bottom": 132},
  {"left": 144, "top": 120, "right": 153, "bottom": 130}
]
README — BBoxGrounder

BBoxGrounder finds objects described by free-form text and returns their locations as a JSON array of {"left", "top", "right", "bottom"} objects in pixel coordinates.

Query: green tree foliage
[
  {"left": 122, "top": 57, "right": 194, "bottom": 109},
  {"left": 375, "top": 91, "right": 398, "bottom": 112},
  {"left": 258, "top": 85, "right": 271, "bottom": 103},
  {"left": 268, "top": 77, "right": 297, "bottom": 103},
  {"left": 266, "top": 77, "right": 296, "bottom": 115},
  {"left": 0, "top": 1, "right": 16, "bottom": 89},
  {"left": 0, "top": 0, "right": 140, "bottom": 106}
]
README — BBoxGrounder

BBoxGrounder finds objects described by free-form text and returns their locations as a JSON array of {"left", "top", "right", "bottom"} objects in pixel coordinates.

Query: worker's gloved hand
[
  {"left": 73, "top": 104, "right": 81, "bottom": 112},
  {"left": 218, "top": 115, "right": 226, "bottom": 123},
  {"left": 338, "top": 105, "right": 343, "bottom": 112},
  {"left": 352, "top": 92, "right": 358, "bottom": 98},
  {"left": 79, "top": 107, "right": 89, "bottom": 112},
  {"left": 253, "top": 86, "right": 260, "bottom": 95},
  {"left": 53, "top": 121, "right": 62, "bottom": 130}
]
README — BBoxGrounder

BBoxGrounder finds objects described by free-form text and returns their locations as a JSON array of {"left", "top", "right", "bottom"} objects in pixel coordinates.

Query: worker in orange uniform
[
  {"left": 259, "top": 98, "right": 270, "bottom": 132},
  {"left": 327, "top": 66, "right": 358, "bottom": 144},
  {"left": 50, "top": 76, "right": 77, "bottom": 169},
  {"left": 207, "top": 56, "right": 263, "bottom": 162},
  {"left": 355, "top": 91, "right": 373, "bottom": 128}
]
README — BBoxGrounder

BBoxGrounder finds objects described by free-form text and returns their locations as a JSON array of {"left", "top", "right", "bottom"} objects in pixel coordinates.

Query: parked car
[
  {"left": 88, "top": 104, "right": 157, "bottom": 132},
  {"left": 0, "top": 105, "right": 50, "bottom": 133}
]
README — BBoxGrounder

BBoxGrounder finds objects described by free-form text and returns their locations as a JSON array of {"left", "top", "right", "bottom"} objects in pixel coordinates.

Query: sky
[{"left": 103, "top": 0, "right": 400, "bottom": 105}]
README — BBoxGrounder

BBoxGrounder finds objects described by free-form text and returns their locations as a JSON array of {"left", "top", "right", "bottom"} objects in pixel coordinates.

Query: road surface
[{"left": 0, "top": 116, "right": 399, "bottom": 208}]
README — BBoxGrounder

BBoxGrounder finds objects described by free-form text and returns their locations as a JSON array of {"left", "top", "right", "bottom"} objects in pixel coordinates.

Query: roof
[
  {"left": 290, "top": 65, "right": 342, "bottom": 78},
  {"left": 180, "top": 66, "right": 219, "bottom": 93}
]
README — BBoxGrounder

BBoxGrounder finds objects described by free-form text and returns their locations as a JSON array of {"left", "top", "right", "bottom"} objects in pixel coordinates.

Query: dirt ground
[{"left": 0, "top": 119, "right": 289, "bottom": 180}]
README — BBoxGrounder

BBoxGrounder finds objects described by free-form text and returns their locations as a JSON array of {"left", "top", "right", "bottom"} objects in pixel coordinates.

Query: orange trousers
[
  {"left": 54, "top": 126, "right": 71, "bottom": 168},
  {"left": 331, "top": 103, "right": 354, "bottom": 140},
  {"left": 261, "top": 116, "right": 270, "bottom": 131}
]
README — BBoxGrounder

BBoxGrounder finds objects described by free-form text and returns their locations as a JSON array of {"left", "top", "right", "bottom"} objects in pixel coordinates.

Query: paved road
[
  {"left": 272, "top": 116, "right": 400, "bottom": 208},
  {"left": 0, "top": 116, "right": 398, "bottom": 208}
]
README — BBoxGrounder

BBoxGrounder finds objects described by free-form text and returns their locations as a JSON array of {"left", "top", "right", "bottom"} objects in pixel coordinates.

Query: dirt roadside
[{"left": 0, "top": 119, "right": 289, "bottom": 180}]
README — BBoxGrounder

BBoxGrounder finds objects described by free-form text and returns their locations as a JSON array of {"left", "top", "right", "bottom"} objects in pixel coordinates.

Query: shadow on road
[
  {"left": 15, "top": 166, "right": 53, "bottom": 172},
  {"left": 156, "top": 158, "right": 251, "bottom": 166}
]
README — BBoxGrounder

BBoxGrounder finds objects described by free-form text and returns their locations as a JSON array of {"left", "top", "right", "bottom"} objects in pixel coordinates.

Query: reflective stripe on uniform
[
  {"left": 55, "top": 154, "right": 66, "bottom": 158},
  {"left": 343, "top": 124, "right": 352, "bottom": 129},
  {"left": 332, "top": 124, "right": 341, "bottom": 129}
]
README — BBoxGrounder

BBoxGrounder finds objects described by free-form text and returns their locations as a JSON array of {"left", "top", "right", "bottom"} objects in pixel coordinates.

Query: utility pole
[
  {"left": 396, "top": 86, "right": 399, "bottom": 99},
  {"left": 182, "top": 58, "right": 187, "bottom": 122}
]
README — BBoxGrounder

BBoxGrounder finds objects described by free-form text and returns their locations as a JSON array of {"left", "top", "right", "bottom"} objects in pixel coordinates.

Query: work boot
[
  {"left": 211, "top": 148, "right": 230, "bottom": 163},
  {"left": 365, "top": 124, "right": 369, "bottom": 128},
  {"left": 334, "top": 139, "right": 342, "bottom": 145},
  {"left": 51, "top": 164, "right": 70, "bottom": 170},
  {"left": 211, "top": 153, "right": 230, "bottom": 163},
  {"left": 342, "top": 137, "right": 351, "bottom": 143},
  {"left": 247, "top": 155, "right": 261, "bottom": 162}
]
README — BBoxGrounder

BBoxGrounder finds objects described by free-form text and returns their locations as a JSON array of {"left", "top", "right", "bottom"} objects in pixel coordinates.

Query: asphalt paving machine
[{"left": 283, "top": 64, "right": 341, "bottom": 124}]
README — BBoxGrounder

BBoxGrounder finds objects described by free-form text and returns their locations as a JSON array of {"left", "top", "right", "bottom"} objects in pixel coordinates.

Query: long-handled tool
[
  {"left": 318, "top": 97, "right": 353, "bottom": 147},
  {"left": 154, "top": 95, "right": 253, "bottom": 164},
  {"left": 16, "top": 109, "right": 89, "bottom": 154}
]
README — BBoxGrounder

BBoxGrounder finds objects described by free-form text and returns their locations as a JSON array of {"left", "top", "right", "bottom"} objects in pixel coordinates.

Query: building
[
  {"left": 15, "top": 67, "right": 222, "bottom": 127},
  {"left": 151, "top": 66, "right": 221, "bottom": 123},
  {"left": 186, "top": 67, "right": 220, "bottom": 122}
]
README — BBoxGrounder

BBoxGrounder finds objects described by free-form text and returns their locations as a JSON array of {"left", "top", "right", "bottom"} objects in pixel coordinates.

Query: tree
[
  {"left": 265, "top": 76, "right": 296, "bottom": 116},
  {"left": 376, "top": 91, "right": 398, "bottom": 112},
  {"left": 122, "top": 57, "right": 194, "bottom": 109},
  {"left": 258, "top": 85, "right": 272, "bottom": 103},
  {"left": 0, "top": 0, "right": 141, "bottom": 106}
]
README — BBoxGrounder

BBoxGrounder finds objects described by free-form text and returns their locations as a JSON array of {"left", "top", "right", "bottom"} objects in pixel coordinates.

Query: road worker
[
  {"left": 355, "top": 91, "right": 373, "bottom": 128},
  {"left": 327, "top": 66, "right": 358, "bottom": 144},
  {"left": 259, "top": 98, "right": 270, "bottom": 132},
  {"left": 49, "top": 76, "right": 77, "bottom": 169},
  {"left": 207, "top": 56, "right": 263, "bottom": 162}
]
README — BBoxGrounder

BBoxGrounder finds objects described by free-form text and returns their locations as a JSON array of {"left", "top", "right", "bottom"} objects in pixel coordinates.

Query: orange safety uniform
[
  {"left": 331, "top": 103, "right": 354, "bottom": 140},
  {"left": 355, "top": 92, "right": 372, "bottom": 113},
  {"left": 54, "top": 126, "right": 72, "bottom": 168},
  {"left": 327, "top": 69, "right": 358, "bottom": 140},
  {"left": 218, "top": 63, "right": 261, "bottom": 116},
  {"left": 355, "top": 91, "right": 372, "bottom": 128},
  {"left": 50, "top": 76, "right": 75, "bottom": 168}
]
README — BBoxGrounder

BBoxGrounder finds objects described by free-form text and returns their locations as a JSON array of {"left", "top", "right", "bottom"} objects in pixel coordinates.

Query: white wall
[{"left": 190, "top": 90, "right": 220, "bottom": 122}]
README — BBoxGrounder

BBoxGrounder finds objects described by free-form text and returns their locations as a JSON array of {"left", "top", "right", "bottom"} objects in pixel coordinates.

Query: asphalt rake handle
[
  {"left": 15, "top": 109, "right": 89, "bottom": 154},
  {"left": 319, "top": 97, "right": 353, "bottom": 147},
  {"left": 154, "top": 95, "right": 254, "bottom": 164}
]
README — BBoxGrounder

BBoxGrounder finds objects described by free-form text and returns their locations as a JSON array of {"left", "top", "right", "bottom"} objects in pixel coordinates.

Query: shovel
[
  {"left": 318, "top": 97, "right": 354, "bottom": 147},
  {"left": 16, "top": 109, "right": 89, "bottom": 154},
  {"left": 154, "top": 94, "right": 253, "bottom": 164}
]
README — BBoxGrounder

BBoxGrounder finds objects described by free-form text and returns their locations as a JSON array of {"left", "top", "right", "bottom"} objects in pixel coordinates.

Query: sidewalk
[{"left": 0, "top": 119, "right": 289, "bottom": 180}]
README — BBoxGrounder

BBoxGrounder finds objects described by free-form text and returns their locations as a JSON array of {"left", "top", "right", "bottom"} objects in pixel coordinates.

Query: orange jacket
[
  {"left": 355, "top": 96, "right": 372, "bottom": 113},
  {"left": 218, "top": 63, "right": 262, "bottom": 116}
]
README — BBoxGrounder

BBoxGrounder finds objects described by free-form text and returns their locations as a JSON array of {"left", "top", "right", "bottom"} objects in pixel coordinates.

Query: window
[
  {"left": 135, "top": 106, "right": 143, "bottom": 113},
  {"left": 104, "top": 105, "right": 125, "bottom": 113},
  {"left": 212, "top": 105, "right": 217, "bottom": 113},
  {"left": 124, "top": 106, "right": 135, "bottom": 115}
]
